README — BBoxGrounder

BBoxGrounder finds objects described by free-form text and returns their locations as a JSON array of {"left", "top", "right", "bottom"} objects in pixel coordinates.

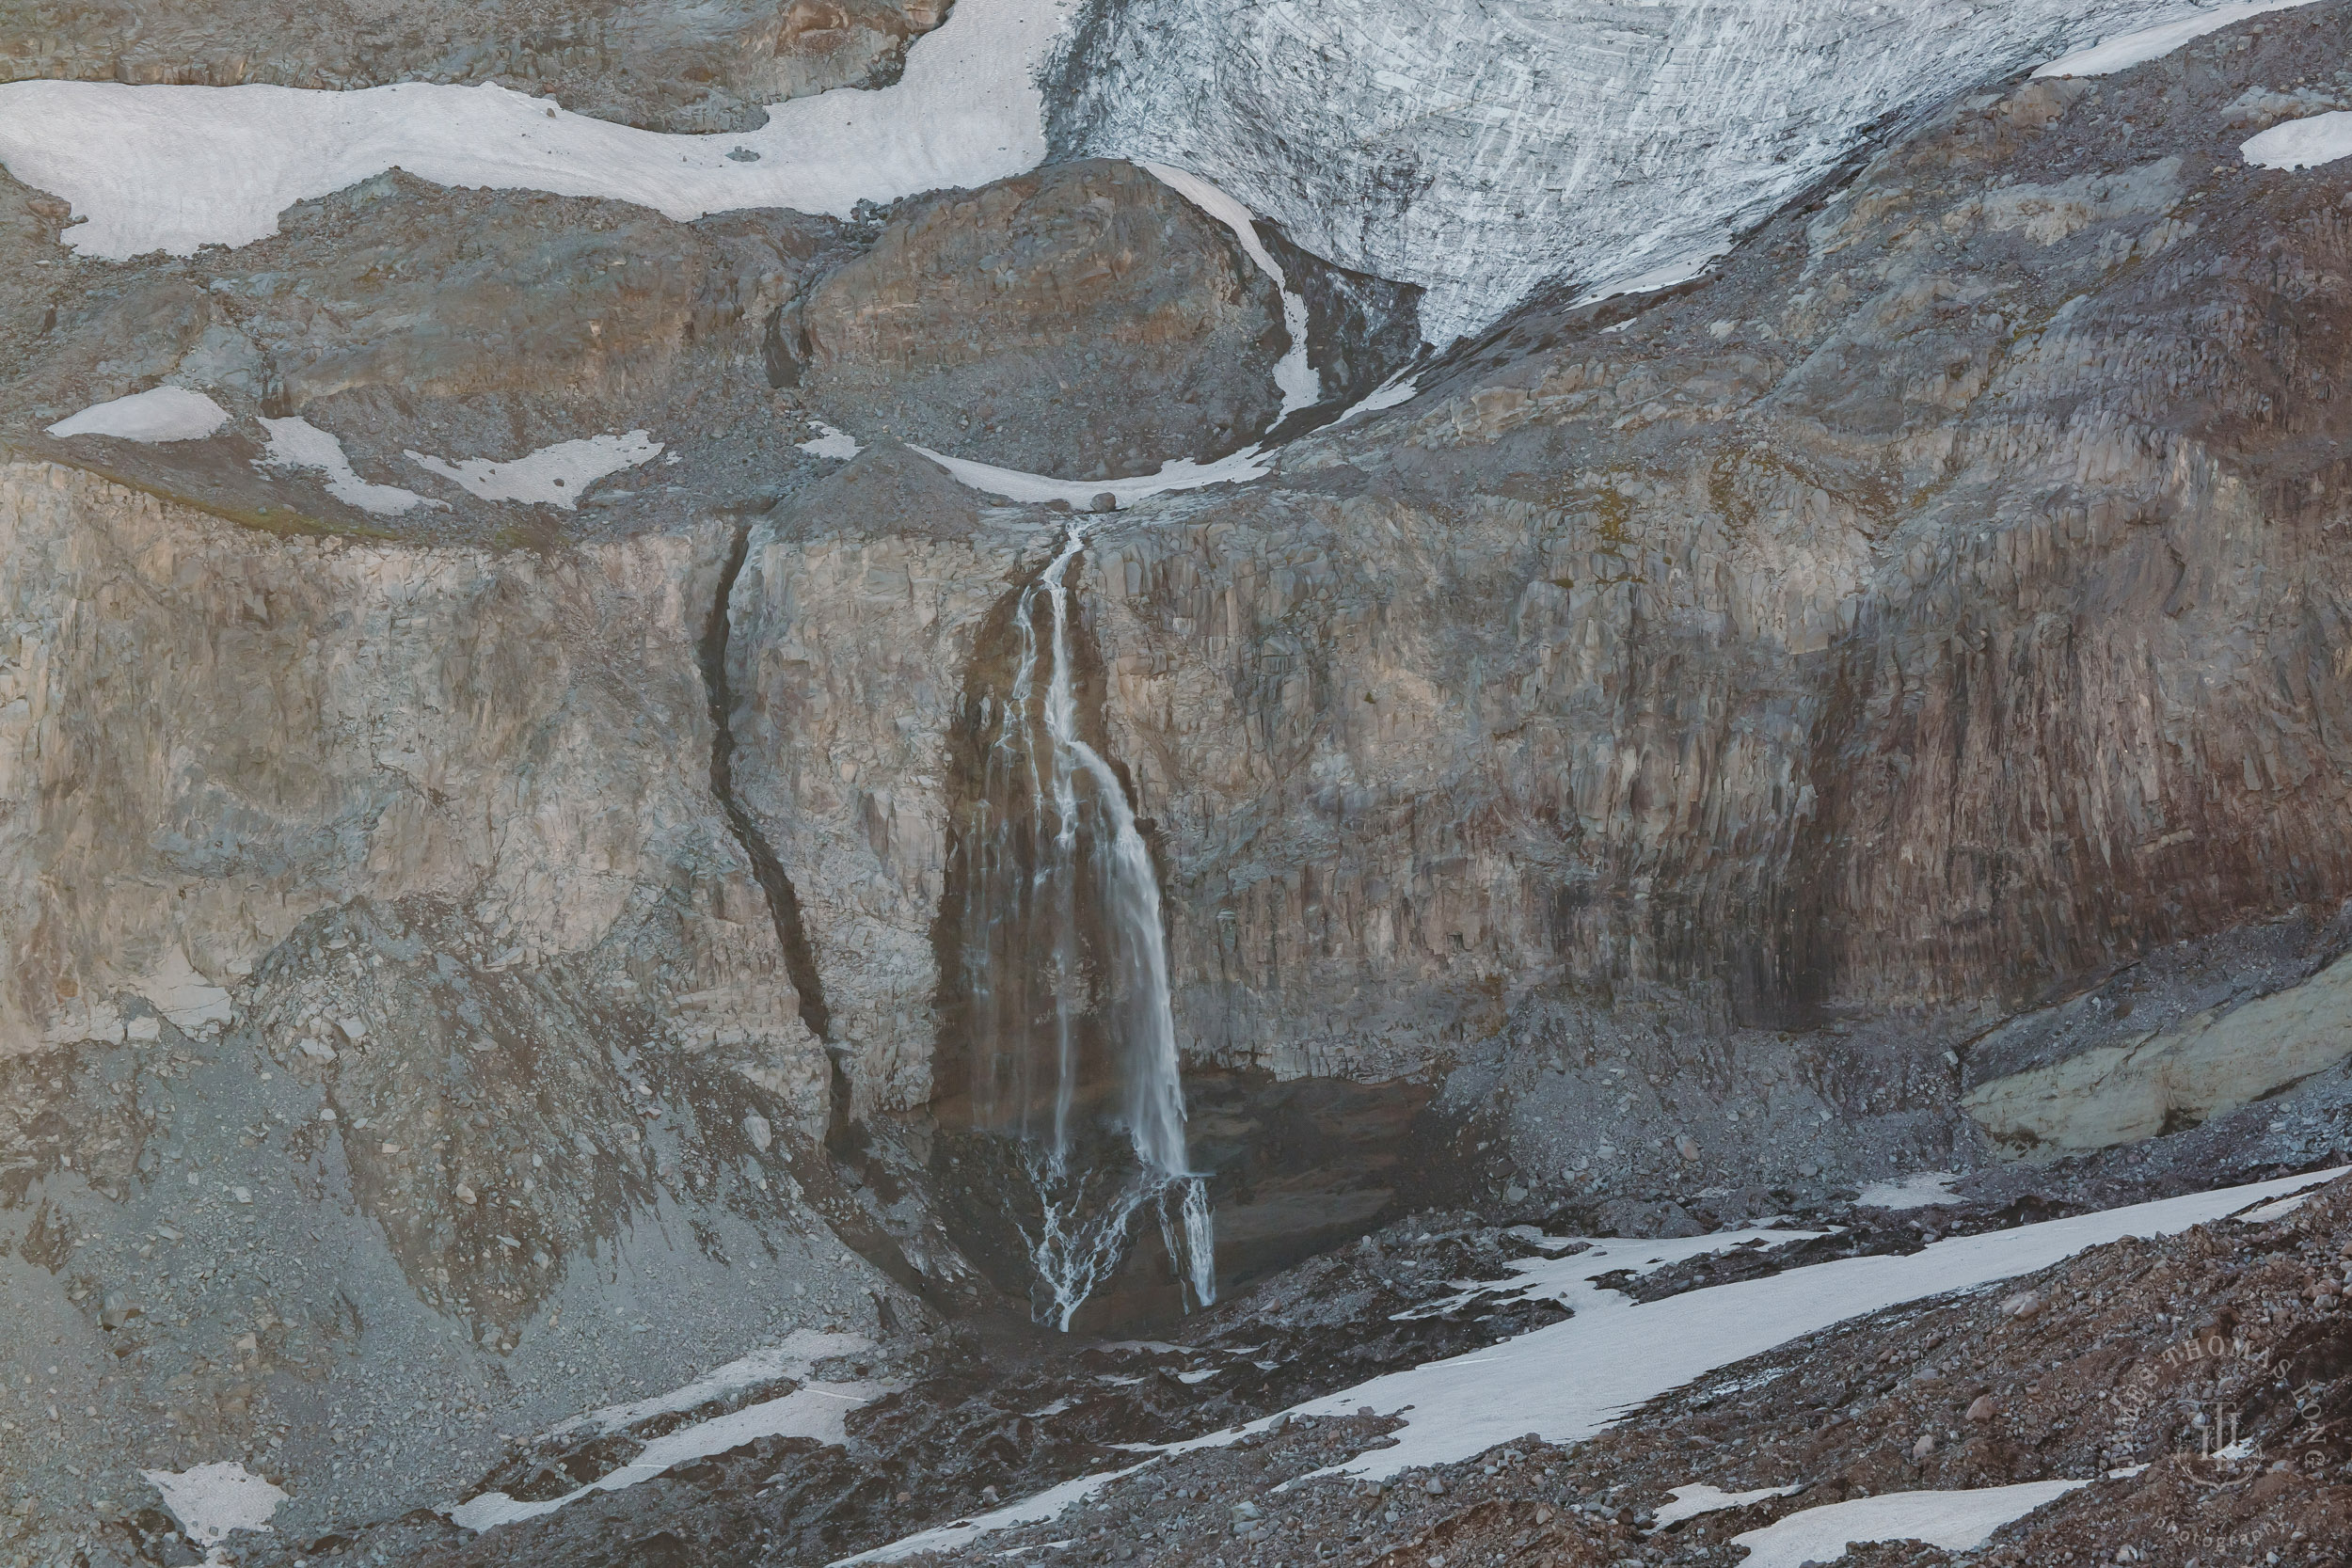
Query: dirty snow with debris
[
  {"left": 405, "top": 431, "right": 662, "bottom": 509},
  {"left": 2241, "top": 108, "right": 2352, "bottom": 167},
  {"left": 451, "top": 1373, "right": 895, "bottom": 1532},
  {"left": 832, "top": 1464, "right": 1153, "bottom": 1567},
  {"left": 1729, "top": 1480, "right": 2091, "bottom": 1567},
  {"left": 548, "top": 1328, "right": 871, "bottom": 1439},
  {"left": 140, "top": 1462, "right": 289, "bottom": 1548},
  {"left": 2035, "top": 0, "right": 2319, "bottom": 77},
  {"left": 45, "top": 386, "right": 229, "bottom": 442},
  {"left": 257, "top": 416, "right": 444, "bottom": 515},
  {"left": 0, "top": 0, "right": 1069, "bottom": 259}
]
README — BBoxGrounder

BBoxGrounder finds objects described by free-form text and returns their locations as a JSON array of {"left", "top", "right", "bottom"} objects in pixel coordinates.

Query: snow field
[
  {"left": 2242, "top": 109, "right": 2352, "bottom": 168},
  {"left": 0, "top": 0, "right": 1071, "bottom": 260},
  {"left": 1728, "top": 1479, "right": 2091, "bottom": 1567},
  {"left": 1289, "top": 1166, "right": 2348, "bottom": 1480},
  {"left": 405, "top": 431, "right": 662, "bottom": 508},
  {"left": 257, "top": 417, "right": 443, "bottom": 515},
  {"left": 2036, "top": 0, "right": 2321, "bottom": 78}
]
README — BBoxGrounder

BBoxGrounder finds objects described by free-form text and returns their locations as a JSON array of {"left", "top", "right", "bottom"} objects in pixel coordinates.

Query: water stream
[{"left": 957, "top": 525, "right": 1216, "bottom": 1328}]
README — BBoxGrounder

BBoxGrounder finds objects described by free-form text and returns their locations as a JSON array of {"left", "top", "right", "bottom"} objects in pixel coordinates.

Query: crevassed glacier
[{"left": 1049, "top": 0, "right": 2296, "bottom": 342}]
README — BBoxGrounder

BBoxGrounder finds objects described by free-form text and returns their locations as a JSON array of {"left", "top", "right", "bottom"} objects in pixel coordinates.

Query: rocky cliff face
[
  {"left": 8, "top": 1, "right": 2352, "bottom": 1560},
  {"left": 0, "top": 459, "right": 940, "bottom": 1542}
]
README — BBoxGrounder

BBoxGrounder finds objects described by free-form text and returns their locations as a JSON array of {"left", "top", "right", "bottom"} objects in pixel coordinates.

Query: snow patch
[
  {"left": 798, "top": 421, "right": 865, "bottom": 460},
  {"left": 0, "top": 0, "right": 1065, "bottom": 260},
  {"left": 2036, "top": 1, "right": 2319, "bottom": 78},
  {"left": 1729, "top": 1481, "right": 2090, "bottom": 1568},
  {"left": 1855, "top": 1171, "right": 1961, "bottom": 1211},
  {"left": 1328, "top": 371, "right": 1422, "bottom": 426},
  {"left": 141, "top": 1463, "right": 288, "bottom": 1552},
  {"left": 406, "top": 431, "right": 662, "bottom": 509},
  {"left": 258, "top": 417, "right": 444, "bottom": 515},
  {"left": 45, "top": 386, "right": 229, "bottom": 443},
  {"left": 907, "top": 442, "right": 1274, "bottom": 507},
  {"left": 451, "top": 1375, "right": 892, "bottom": 1532},
  {"left": 2242, "top": 109, "right": 2352, "bottom": 169},
  {"left": 549, "top": 1328, "right": 870, "bottom": 1440},
  {"left": 1651, "top": 1482, "right": 1802, "bottom": 1529},
  {"left": 830, "top": 1465, "right": 1153, "bottom": 1566},
  {"left": 1142, "top": 162, "right": 1320, "bottom": 415}
]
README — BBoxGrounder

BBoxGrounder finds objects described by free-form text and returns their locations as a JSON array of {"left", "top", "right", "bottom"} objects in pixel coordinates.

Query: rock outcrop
[
  {"left": 794, "top": 159, "right": 1288, "bottom": 479},
  {"left": 0, "top": 0, "right": 953, "bottom": 132}
]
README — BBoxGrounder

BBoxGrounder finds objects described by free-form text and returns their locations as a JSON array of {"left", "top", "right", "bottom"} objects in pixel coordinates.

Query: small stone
[
  {"left": 744, "top": 1113, "right": 773, "bottom": 1152},
  {"left": 319, "top": 1107, "right": 336, "bottom": 1122},
  {"left": 1912, "top": 1433, "right": 1936, "bottom": 1459},
  {"left": 1676, "top": 1134, "right": 1702, "bottom": 1162},
  {"left": 1798, "top": 1162, "right": 1821, "bottom": 1179},
  {"left": 1967, "top": 1394, "right": 1999, "bottom": 1422},
  {"left": 296, "top": 1037, "right": 336, "bottom": 1062},
  {"left": 980, "top": 1485, "right": 999, "bottom": 1503},
  {"left": 455, "top": 1183, "right": 478, "bottom": 1205},
  {"left": 1422, "top": 1477, "right": 1446, "bottom": 1496},
  {"left": 1503, "top": 1183, "right": 1529, "bottom": 1202},
  {"left": 230, "top": 1186, "right": 252, "bottom": 1204},
  {"left": 337, "top": 1017, "right": 368, "bottom": 1043},
  {"left": 2002, "top": 1290, "right": 2042, "bottom": 1320},
  {"left": 1089, "top": 491, "right": 1119, "bottom": 513},
  {"left": 99, "top": 1293, "right": 139, "bottom": 1331},
  {"left": 380, "top": 1142, "right": 401, "bottom": 1155}
]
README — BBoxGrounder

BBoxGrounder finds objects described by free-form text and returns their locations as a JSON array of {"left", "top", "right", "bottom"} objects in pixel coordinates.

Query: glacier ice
[{"left": 1048, "top": 0, "right": 2283, "bottom": 341}]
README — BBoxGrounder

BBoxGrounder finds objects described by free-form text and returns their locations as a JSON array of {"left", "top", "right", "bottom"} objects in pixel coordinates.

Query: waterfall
[{"left": 956, "top": 524, "right": 1216, "bottom": 1328}]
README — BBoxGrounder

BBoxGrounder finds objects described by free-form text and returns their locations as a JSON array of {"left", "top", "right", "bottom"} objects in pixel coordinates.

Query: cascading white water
[{"left": 959, "top": 524, "right": 1216, "bottom": 1329}]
